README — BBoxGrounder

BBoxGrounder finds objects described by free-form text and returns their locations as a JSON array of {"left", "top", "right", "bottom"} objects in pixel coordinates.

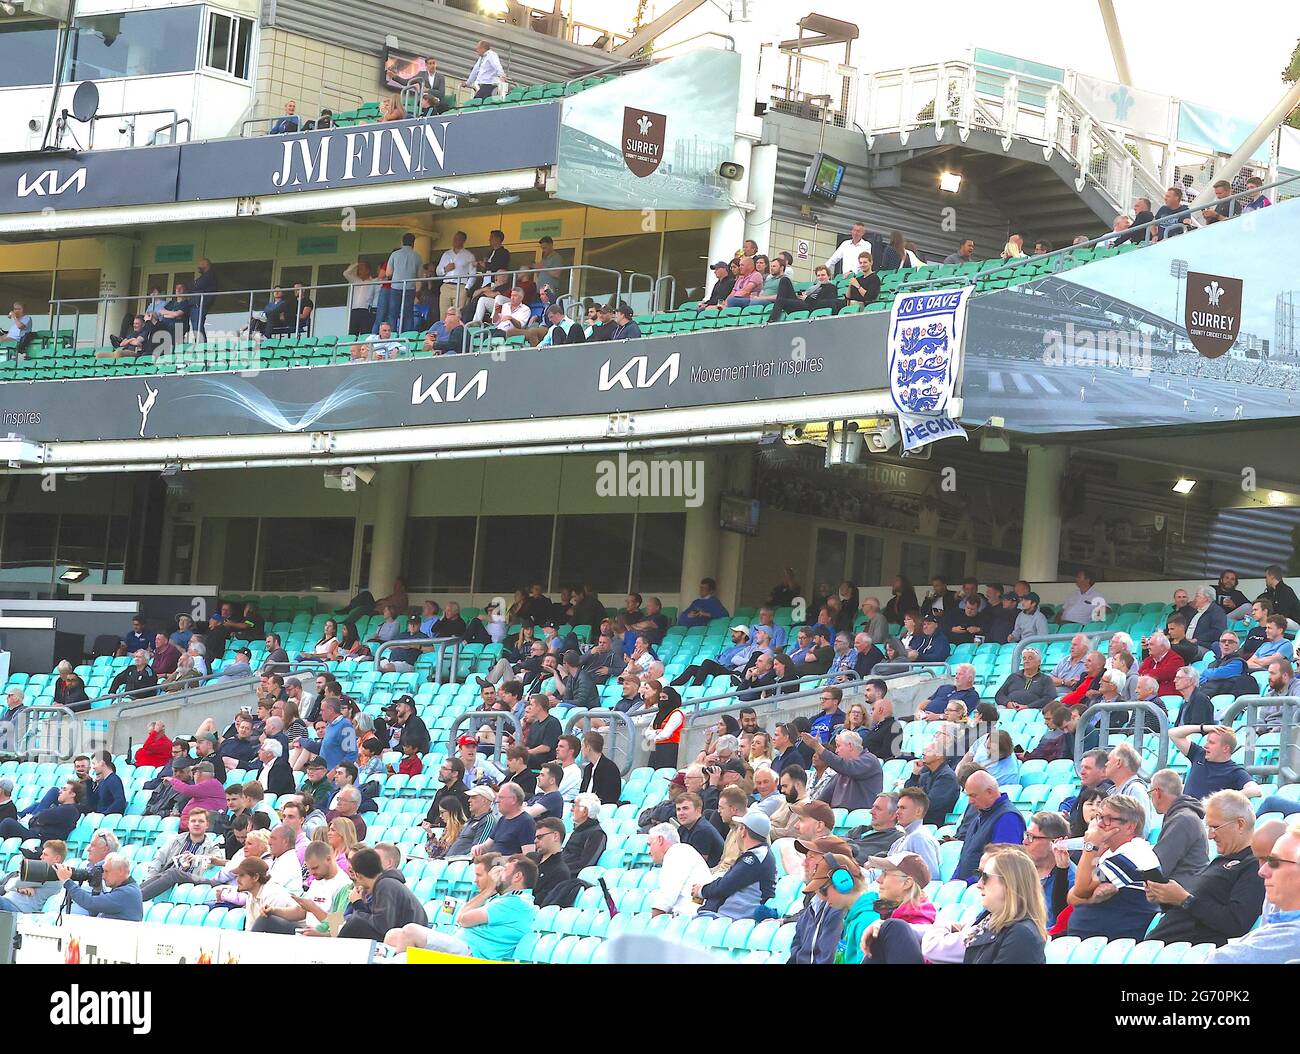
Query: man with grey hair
[
  {"left": 859, "top": 596, "right": 888, "bottom": 645},
  {"left": 995, "top": 648, "right": 1055, "bottom": 710},
  {"left": 326, "top": 784, "right": 368, "bottom": 839},
  {"left": 473, "top": 781, "right": 536, "bottom": 857},
  {"left": 1149, "top": 768, "right": 1209, "bottom": 885},
  {"left": 1104, "top": 742, "right": 1153, "bottom": 830},
  {"left": 647, "top": 822, "right": 711, "bottom": 917},
  {"left": 67, "top": 828, "right": 120, "bottom": 910},
  {"left": 1049, "top": 633, "right": 1091, "bottom": 691},
  {"left": 1171, "top": 664, "right": 1214, "bottom": 726},
  {"left": 1138, "top": 630, "right": 1180, "bottom": 696},
  {"left": 256, "top": 736, "right": 294, "bottom": 796},
  {"left": 1067, "top": 793, "right": 1161, "bottom": 939},
  {"left": 800, "top": 727, "right": 882, "bottom": 810},
  {"left": 1187, "top": 585, "right": 1227, "bottom": 658},
  {"left": 0, "top": 775, "right": 16, "bottom": 823},
  {"left": 55, "top": 851, "right": 142, "bottom": 921},
  {"left": 1148, "top": 788, "right": 1263, "bottom": 946},
  {"left": 268, "top": 823, "right": 305, "bottom": 894},
  {"left": 561, "top": 792, "right": 607, "bottom": 872},
  {"left": 1208, "top": 819, "right": 1300, "bottom": 962},
  {"left": 918, "top": 663, "right": 979, "bottom": 722}
]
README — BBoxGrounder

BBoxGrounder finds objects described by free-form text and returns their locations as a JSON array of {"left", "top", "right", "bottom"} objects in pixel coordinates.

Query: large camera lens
[{"left": 19, "top": 859, "right": 59, "bottom": 885}]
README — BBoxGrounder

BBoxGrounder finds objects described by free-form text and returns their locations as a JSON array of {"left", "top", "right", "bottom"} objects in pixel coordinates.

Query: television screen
[
  {"left": 803, "top": 152, "right": 846, "bottom": 203},
  {"left": 719, "top": 494, "right": 760, "bottom": 536},
  {"left": 382, "top": 48, "right": 427, "bottom": 92}
]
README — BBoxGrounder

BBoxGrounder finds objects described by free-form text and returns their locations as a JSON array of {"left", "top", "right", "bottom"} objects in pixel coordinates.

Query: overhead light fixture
[
  {"left": 495, "top": 194, "right": 521, "bottom": 206},
  {"left": 0, "top": 3, "right": 16, "bottom": 16},
  {"left": 60, "top": 567, "right": 89, "bottom": 583},
  {"left": 1172, "top": 478, "right": 1196, "bottom": 495},
  {"left": 442, "top": 196, "right": 459, "bottom": 209},
  {"left": 939, "top": 171, "right": 963, "bottom": 193}
]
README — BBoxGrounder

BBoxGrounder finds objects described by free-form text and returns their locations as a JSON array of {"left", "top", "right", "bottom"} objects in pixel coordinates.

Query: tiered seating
[
  {"left": 0, "top": 240, "right": 1146, "bottom": 384},
  {"left": 325, "top": 74, "right": 618, "bottom": 127}
]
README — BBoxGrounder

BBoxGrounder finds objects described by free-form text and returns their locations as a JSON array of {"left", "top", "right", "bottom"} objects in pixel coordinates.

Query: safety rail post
[
  {"left": 560, "top": 708, "right": 640, "bottom": 776},
  {"left": 445, "top": 710, "right": 518, "bottom": 772},
  {"left": 1218, "top": 696, "right": 1300, "bottom": 786},
  {"left": 1074, "top": 700, "right": 1170, "bottom": 774}
]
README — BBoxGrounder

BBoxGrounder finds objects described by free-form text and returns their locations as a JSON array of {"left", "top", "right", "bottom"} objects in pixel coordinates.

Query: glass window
[
  {"left": 475, "top": 515, "right": 553, "bottom": 593},
  {"left": 0, "top": 19, "right": 59, "bottom": 88},
  {"left": 631, "top": 512, "right": 685, "bottom": 594},
  {"left": 813, "top": 528, "right": 848, "bottom": 593},
  {"left": 934, "top": 548, "right": 966, "bottom": 583},
  {"left": 899, "top": 541, "right": 931, "bottom": 588},
  {"left": 0, "top": 271, "right": 53, "bottom": 323},
  {"left": 67, "top": 7, "right": 202, "bottom": 81},
  {"left": 209, "top": 261, "right": 273, "bottom": 313},
  {"left": 660, "top": 228, "right": 711, "bottom": 309},
  {"left": 577, "top": 233, "right": 659, "bottom": 309},
  {"left": 204, "top": 11, "right": 254, "bottom": 79},
  {"left": 851, "top": 534, "right": 884, "bottom": 588},
  {"left": 260, "top": 518, "right": 355, "bottom": 591},
  {"left": 55, "top": 515, "right": 109, "bottom": 578},
  {"left": 219, "top": 517, "right": 258, "bottom": 591},
  {"left": 554, "top": 514, "right": 633, "bottom": 593},
  {"left": 404, "top": 517, "right": 476, "bottom": 591},
  {"left": 0, "top": 513, "right": 58, "bottom": 585}
]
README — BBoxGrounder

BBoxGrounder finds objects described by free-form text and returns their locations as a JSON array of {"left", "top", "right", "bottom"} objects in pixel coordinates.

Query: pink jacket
[{"left": 890, "top": 899, "right": 937, "bottom": 926}]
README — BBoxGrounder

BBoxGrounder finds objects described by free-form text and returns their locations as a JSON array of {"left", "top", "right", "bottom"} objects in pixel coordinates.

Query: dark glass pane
[
  {"left": 0, "top": 20, "right": 59, "bottom": 88},
  {"left": 405, "top": 517, "right": 476, "bottom": 591},
  {"left": 67, "top": 7, "right": 201, "bottom": 80},
  {"left": 220, "top": 518, "right": 259, "bottom": 591},
  {"left": 475, "top": 515, "right": 553, "bottom": 593},
  {"left": 0, "top": 513, "right": 58, "bottom": 585},
  {"left": 209, "top": 261, "right": 273, "bottom": 312},
  {"left": 813, "top": 528, "right": 848, "bottom": 592},
  {"left": 260, "top": 518, "right": 354, "bottom": 592},
  {"left": 554, "top": 514, "right": 633, "bottom": 594},
  {"left": 632, "top": 512, "right": 685, "bottom": 594}
]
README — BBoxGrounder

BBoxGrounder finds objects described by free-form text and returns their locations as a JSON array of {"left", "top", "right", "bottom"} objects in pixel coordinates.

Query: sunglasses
[
  {"left": 973, "top": 868, "right": 1000, "bottom": 885},
  {"left": 1262, "top": 855, "right": 1300, "bottom": 870}
]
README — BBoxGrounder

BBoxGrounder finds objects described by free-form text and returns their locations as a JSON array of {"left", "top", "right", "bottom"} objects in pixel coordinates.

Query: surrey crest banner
[{"left": 888, "top": 286, "right": 973, "bottom": 451}]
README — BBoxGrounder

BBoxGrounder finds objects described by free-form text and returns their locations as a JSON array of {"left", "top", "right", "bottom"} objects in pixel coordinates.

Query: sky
[{"left": 544, "top": 0, "right": 1300, "bottom": 123}]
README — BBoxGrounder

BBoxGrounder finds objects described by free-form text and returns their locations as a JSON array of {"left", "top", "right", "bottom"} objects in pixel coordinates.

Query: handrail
[
  {"left": 373, "top": 635, "right": 462, "bottom": 685},
  {"left": 83, "top": 108, "right": 183, "bottom": 150},
  {"left": 674, "top": 669, "right": 862, "bottom": 718},
  {"left": 1074, "top": 700, "right": 1170, "bottom": 773},
  {"left": 81, "top": 667, "right": 249, "bottom": 717},
  {"left": 872, "top": 662, "right": 949, "bottom": 678},
  {"left": 899, "top": 169, "right": 1300, "bottom": 296},
  {"left": 11, "top": 705, "right": 79, "bottom": 761},
  {"left": 1008, "top": 631, "right": 1116, "bottom": 677},
  {"left": 1218, "top": 696, "right": 1300, "bottom": 785},
  {"left": 445, "top": 710, "right": 519, "bottom": 772},
  {"left": 560, "top": 707, "right": 639, "bottom": 776}
]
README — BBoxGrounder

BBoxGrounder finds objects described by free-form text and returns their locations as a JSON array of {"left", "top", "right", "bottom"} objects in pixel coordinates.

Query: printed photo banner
[{"left": 888, "top": 286, "right": 974, "bottom": 452}]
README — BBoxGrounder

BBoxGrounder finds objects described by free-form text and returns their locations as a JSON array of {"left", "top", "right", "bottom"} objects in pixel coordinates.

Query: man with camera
[
  {"left": 139, "top": 808, "right": 224, "bottom": 901},
  {"left": 54, "top": 852, "right": 143, "bottom": 921},
  {"left": 0, "top": 839, "right": 68, "bottom": 913}
]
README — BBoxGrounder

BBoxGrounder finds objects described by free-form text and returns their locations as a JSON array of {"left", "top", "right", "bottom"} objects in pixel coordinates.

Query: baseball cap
[
  {"left": 306, "top": 756, "right": 328, "bottom": 770},
  {"left": 865, "top": 852, "right": 932, "bottom": 887},
  {"left": 790, "top": 800, "right": 835, "bottom": 829},
  {"left": 729, "top": 623, "right": 751, "bottom": 637},
  {"left": 1023, "top": 591, "right": 1041, "bottom": 604},
  {"left": 456, "top": 735, "right": 478, "bottom": 747},
  {"left": 235, "top": 647, "right": 252, "bottom": 658},
  {"left": 711, "top": 260, "right": 731, "bottom": 270},
  {"left": 804, "top": 844, "right": 863, "bottom": 892},
  {"left": 393, "top": 694, "right": 415, "bottom": 707},
  {"left": 467, "top": 785, "right": 497, "bottom": 802},
  {"left": 921, "top": 612, "right": 939, "bottom": 624},
  {"left": 794, "top": 835, "right": 853, "bottom": 857},
  {"left": 736, "top": 810, "right": 771, "bottom": 841},
  {"left": 719, "top": 758, "right": 747, "bottom": 776},
  {"left": 668, "top": 771, "right": 688, "bottom": 789}
]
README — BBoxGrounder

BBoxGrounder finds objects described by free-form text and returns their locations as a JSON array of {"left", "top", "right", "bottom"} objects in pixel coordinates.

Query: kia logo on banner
[
  {"left": 1185, "top": 271, "right": 1242, "bottom": 359},
  {"left": 16, "top": 167, "right": 87, "bottom": 198},
  {"left": 622, "top": 107, "right": 666, "bottom": 177},
  {"left": 410, "top": 369, "right": 488, "bottom": 404},
  {"left": 598, "top": 352, "right": 679, "bottom": 391}
]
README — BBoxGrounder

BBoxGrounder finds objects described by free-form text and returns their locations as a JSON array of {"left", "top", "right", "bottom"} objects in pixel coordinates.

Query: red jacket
[
  {"left": 134, "top": 729, "right": 174, "bottom": 767},
  {"left": 1138, "top": 649, "right": 1181, "bottom": 696}
]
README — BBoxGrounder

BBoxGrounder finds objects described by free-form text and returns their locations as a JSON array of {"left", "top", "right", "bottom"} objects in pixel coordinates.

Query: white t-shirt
[
  {"left": 245, "top": 881, "right": 299, "bottom": 927},
  {"left": 301, "top": 870, "right": 351, "bottom": 922},
  {"left": 651, "top": 842, "right": 712, "bottom": 916},
  {"left": 365, "top": 334, "right": 407, "bottom": 359},
  {"left": 269, "top": 849, "right": 304, "bottom": 895},
  {"left": 495, "top": 302, "right": 530, "bottom": 332},
  {"left": 438, "top": 248, "right": 477, "bottom": 279},
  {"left": 559, "top": 763, "right": 582, "bottom": 802},
  {"left": 1061, "top": 588, "right": 1106, "bottom": 624}
]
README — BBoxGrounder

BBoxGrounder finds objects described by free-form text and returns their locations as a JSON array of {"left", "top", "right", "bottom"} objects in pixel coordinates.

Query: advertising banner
[
  {"left": 0, "top": 313, "right": 889, "bottom": 444},
  {"left": 961, "top": 198, "right": 1300, "bottom": 434},
  {"left": 558, "top": 48, "right": 740, "bottom": 211},
  {"left": 888, "top": 287, "right": 973, "bottom": 451}
]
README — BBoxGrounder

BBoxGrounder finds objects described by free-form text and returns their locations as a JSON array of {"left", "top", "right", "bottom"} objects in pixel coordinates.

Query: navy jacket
[
  {"left": 90, "top": 772, "right": 126, "bottom": 815},
  {"left": 905, "top": 762, "right": 960, "bottom": 826},
  {"left": 953, "top": 793, "right": 1025, "bottom": 883},
  {"left": 1188, "top": 603, "right": 1226, "bottom": 654}
]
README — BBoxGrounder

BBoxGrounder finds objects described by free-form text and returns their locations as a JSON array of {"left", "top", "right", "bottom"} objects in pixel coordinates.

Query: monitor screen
[
  {"left": 803, "top": 153, "right": 846, "bottom": 203},
  {"left": 719, "top": 494, "right": 760, "bottom": 536}
]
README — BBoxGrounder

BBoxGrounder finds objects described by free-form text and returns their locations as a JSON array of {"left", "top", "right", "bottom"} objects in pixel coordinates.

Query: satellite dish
[{"left": 71, "top": 81, "right": 100, "bottom": 123}]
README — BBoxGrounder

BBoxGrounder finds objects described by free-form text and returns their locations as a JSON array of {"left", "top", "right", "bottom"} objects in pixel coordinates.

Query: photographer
[
  {"left": 139, "top": 808, "right": 224, "bottom": 901},
  {"left": 0, "top": 840, "right": 68, "bottom": 913},
  {"left": 54, "top": 853, "right": 143, "bottom": 921},
  {"left": 66, "top": 829, "right": 120, "bottom": 913}
]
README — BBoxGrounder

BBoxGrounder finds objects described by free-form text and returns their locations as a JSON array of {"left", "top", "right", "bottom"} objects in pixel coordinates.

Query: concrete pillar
[
  {"left": 1019, "top": 445, "right": 1068, "bottom": 582},
  {"left": 744, "top": 143, "right": 779, "bottom": 255},
  {"left": 94, "top": 235, "right": 136, "bottom": 347},
  {"left": 679, "top": 450, "right": 724, "bottom": 607},
  {"left": 716, "top": 446, "right": 753, "bottom": 613},
  {"left": 368, "top": 463, "right": 412, "bottom": 596}
]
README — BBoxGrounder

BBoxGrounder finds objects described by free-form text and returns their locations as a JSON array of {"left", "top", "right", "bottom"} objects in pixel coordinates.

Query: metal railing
[
  {"left": 1075, "top": 700, "right": 1170, "bottom": 772},
  {"left": 445, "top": 710, "right": 518, "bottom": 772},
  {"left": 80, "top": 109, "right": 188, "bottom": 150},
  {"left": 1219, "top": 696, "right": 1300, "bottom": 786},
  {"left": 1008, "top": 632, "right": 1117, "bottom": 676},
  {"left": 7, "top": 705, "right": 79, "bottom": 761},
  {"left": 872, "top": 661, "right": 950, "bottom": 678},
  {"left": 560, "top": 708, "right": 639, "bottom": 776},
  {"left": 50, "top": 264, "right": 630, "bottom": 356},
  {"left": 758, "top": 44, "right": 857, "bottom": 129}
]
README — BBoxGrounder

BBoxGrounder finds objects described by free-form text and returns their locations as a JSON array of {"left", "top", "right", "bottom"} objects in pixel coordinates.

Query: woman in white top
[{"left": 301, "top": 619, "right": 340, "bottom": 662}]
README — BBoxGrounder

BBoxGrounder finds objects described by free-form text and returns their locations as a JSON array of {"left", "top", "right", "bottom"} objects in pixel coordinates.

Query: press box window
[{"left": 204, "top": 11, "right": 255, "bottom": 80}]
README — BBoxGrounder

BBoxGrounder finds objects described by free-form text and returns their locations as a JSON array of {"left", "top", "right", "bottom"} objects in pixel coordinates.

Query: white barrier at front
[{"left": 15, "top": 915, "right": 376, "bottom": 965}]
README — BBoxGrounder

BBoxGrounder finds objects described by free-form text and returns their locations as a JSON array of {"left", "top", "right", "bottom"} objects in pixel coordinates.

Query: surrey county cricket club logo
[
  {"left": 1185, "top": 271, "right": 1242, "bottom": 359},
  {"left": 622, "top": 108, "right": 666, "bottom": 177}
]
